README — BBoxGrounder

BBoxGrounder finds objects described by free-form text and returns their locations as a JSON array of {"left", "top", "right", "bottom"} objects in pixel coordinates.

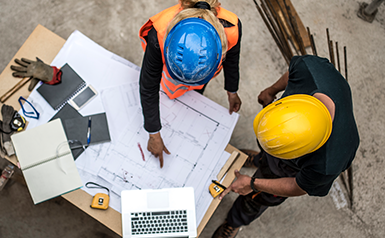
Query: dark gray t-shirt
[{"left": 266, "top": 55, "right": 360, "bottom": 196}]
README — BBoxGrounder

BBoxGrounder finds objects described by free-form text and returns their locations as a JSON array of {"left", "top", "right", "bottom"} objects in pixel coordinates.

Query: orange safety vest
[{"left": 139, "top": 4, "right": 239, "bottom": 99}]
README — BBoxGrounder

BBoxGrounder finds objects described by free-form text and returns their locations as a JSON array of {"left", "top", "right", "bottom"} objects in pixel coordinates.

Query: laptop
[{"left": 121, "top": 187, "right": 197, "bottom": 238}]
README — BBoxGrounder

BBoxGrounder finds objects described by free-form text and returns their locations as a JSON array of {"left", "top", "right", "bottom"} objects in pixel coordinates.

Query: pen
[
  {"left": 87, "top": 116, "right": 92, "bottom": 146},
  {"left": 138, "top": 142, "right": 145, "bottom": 161}
]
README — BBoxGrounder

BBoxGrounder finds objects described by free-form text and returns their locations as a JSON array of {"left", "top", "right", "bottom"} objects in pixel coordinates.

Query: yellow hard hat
[{"left": 253, "top": 94, "right": 332, "bottom": 160}]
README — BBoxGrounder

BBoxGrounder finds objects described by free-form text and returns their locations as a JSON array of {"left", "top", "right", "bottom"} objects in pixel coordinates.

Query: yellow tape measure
[
  {"left": 91, "top": 193, "right": 110, "bottom": 210},
  {"left": 209, "top": 180, "right": 227, "bottom": 198},
  {"left": 85, "top": 182, "right": 110, "bottom": 210},
  {"left": 10, "top": 112, "right": 25, "bottom": 132}
]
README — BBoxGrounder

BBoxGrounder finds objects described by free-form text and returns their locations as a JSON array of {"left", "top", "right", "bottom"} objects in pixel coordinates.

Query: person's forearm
[
  {"left": 139, "top": 28, "right": 163, "bottom": 133},
  {"left": 140, "top": 85, "right": 161, "bottom": 132},
  {"left": 254, "top": 177, "right": 306, "bottom": 197},
  {"left": 268, "top": 71, "right": 289, "bottom": 95}
]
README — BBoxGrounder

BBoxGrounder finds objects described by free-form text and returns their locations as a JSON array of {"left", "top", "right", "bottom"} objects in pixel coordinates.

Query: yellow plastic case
[
  {"left": 209, "top": 182, "right": 226, "bottom": 198},
  {"left": 90, "top": 193, "right": 110, "bottom": 210}
]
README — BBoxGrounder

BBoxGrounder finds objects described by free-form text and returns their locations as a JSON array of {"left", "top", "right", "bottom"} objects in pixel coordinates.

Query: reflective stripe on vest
[{"left": 139, "top": 4, "right": 239, "bottom": 99}]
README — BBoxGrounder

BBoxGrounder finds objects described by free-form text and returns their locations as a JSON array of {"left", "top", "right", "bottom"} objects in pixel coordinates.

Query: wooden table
[{"left": 0, "top": 24, "right": 247, "bottom": 237}]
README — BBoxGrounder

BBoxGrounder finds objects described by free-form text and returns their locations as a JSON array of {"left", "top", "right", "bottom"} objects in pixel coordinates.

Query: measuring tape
[
  {"left": 10, "top": 112, "right": 26, "bottom": 132},
  {"left": 209, "top": 180, "right": 227, "bottom": 198},
  {"left": 85, "top": 182, "right": 110, "bottom": 210}
]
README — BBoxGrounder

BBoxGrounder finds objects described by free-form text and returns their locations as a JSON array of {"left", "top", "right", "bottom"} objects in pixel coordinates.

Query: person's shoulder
[
  {"left": 291, "top": 55, "right": 329, "bottom": 65},
  {"left": 288, "top": 55, "right": 307, "bottom": 73},
  {"left": 289, "top": 55, "right": 329, "bottom": 72},
  {"left": 217, "top": 7, "right": 238, "bottom": 26}
]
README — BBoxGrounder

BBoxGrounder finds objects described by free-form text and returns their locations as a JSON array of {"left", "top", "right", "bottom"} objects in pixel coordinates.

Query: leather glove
[
  {"left": 0, "top": 105, "right": 16, "bottom": 156},
  {"left": 10, "top": 58, "right": 61, "bottom": 91}
]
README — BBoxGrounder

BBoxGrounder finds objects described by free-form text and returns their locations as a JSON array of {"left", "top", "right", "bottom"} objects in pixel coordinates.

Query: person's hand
[
  {"left": 257, "top": 87, "right": 277, "bottom": 107},
  {"left": 219, "top": 170, "right": 253, "bottom": 200},
  {"left": 10, "top": 58, "right": 57, "bottom": 91},
  {"left": 147, "top": 132, "right": 170, "bottom": 168},
  {"left": 227, "top": 91, "right": 241, "bottom": 114}
]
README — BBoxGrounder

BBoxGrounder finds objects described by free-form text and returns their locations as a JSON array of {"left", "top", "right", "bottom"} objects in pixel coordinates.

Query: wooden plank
[
  {"left": 62, "top": 190, "right": 122, "bottom": 235},
  {"left": 197, "top": 144, "right": 248, "bottom": 236},
  {"left": 270, "top": 0, "right": 310, "bottom": 48},
  {"left": 217, "top": 151, "right": 239, "bottom": 181}
]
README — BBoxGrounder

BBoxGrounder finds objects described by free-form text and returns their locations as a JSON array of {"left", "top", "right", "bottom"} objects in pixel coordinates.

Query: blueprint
[
  {"left": 76, "top": 82, "right": 237, "bottom": 224},
  {"left": 23, "top": 30, "right": 238, "bottom": 225}
]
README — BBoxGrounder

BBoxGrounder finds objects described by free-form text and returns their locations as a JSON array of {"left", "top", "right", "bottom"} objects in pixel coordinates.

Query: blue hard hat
[{"left": 164, "top": 18, "right": 222, "bottom": 86}]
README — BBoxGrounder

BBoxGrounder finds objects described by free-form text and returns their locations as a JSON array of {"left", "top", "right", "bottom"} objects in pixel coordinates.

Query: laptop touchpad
[{"left": 147, "top": 191, "right": 169, "bottom": 209}]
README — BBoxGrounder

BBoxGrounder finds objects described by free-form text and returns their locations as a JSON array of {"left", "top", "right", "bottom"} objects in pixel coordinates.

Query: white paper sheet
[{"left": 23, "top": 30, "right": 238, "bottom": 225}]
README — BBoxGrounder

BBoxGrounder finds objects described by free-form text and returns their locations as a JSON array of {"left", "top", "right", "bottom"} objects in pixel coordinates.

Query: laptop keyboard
[{"left": 131, "top": 210, "right": 188, "bottom": 235}]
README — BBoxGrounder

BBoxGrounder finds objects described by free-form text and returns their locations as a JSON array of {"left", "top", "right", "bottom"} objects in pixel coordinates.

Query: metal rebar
[
  {"left": 326, "top": 29, "right": 335, "bottom": 66},
  {"left": 261, "top": 0, "right": 292, "bottom": 60},
  {"left": 253, "top": 0, "right": 290, "bottom": 65},
  {"left": 326, "top": 28, "right": 332, "bottom": 62},
  {"left": 344, "top": 46, "right": 348, "bottom": 81},
  {"left": 310, "top": 34, "right": 317, "bottom": 56},
  {"left": 283, "top": 0, "right": 306, "bottom": 55},
  {"left": 329, "top": 40, "right": 335, "bottom": 66},
  {"left": 264, "top": 0, "right": 293, "bottom": 59},
  {"left": 347, "top": 166, "right": 354, "bottom": 210},
  {"left": 336, "top": 42, "right": 341, "bottom": 72},
  {"left": 275, "top": 0, "right": 299, "bottom": 55},
  {"left": 307, "top": 27, "right": 317, "bottom": 56}
]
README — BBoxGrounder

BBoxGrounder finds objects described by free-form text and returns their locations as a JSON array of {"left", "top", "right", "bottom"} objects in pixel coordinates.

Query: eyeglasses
[{"left": 18, "top": 96, "right": 40, "bottom": 119}]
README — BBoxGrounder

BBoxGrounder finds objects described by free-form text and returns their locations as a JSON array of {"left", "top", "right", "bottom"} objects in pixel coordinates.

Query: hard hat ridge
[{"left": 164, "top": 17, "right": 222, "bottom": 86}]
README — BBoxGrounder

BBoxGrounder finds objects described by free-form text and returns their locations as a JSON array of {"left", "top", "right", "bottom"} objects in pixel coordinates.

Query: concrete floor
[{"left": 0, "top": 0, "right": 384, "bottom": 237}]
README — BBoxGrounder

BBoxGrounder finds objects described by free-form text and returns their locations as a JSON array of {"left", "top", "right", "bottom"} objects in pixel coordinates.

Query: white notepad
[{"left": 11, "top": 119, "right": 83, "bottom": 204}]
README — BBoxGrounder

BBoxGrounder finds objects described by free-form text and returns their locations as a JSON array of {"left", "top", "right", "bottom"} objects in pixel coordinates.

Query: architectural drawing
[
  {"left": 76, "top": 82, "right": 238, "bottom": 224},
  {"left": 32, "top": 29, "right": 240, "bottom": 225}
]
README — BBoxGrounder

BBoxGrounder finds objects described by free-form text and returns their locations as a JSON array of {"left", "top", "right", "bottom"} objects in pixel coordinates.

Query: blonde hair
[{"left": 166, "top": 0, "right": 228, "bottom": 57}]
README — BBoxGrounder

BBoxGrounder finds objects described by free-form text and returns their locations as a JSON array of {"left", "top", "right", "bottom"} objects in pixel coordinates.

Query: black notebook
[
  {"left": 37, "top": 64, "right": 86, "bottom": 110},
  {"left": 50, "top": 103, "right": 82, "bottom": 122},
  {"left": 49, "top": 104, "right": 111, "bottom": 160},
  {"left": 62, "top": 113, "right": 111, "bottom": 147},
  {"left": 49, "top": 104, "right": 84, "bottom": 159}
]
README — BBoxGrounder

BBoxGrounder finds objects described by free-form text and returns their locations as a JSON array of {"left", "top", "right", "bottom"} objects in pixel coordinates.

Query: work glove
[
  {"left": 10, "top": 58, "right": 62, "bottom": 91},
  {"left": 0, "top": 105, "right": 17, "bottom": 156}
]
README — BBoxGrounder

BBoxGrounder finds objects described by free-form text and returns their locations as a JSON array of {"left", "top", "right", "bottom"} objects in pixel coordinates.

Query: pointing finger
[{"left": 159, "top": 153, "right": 164, "bottom": 168}]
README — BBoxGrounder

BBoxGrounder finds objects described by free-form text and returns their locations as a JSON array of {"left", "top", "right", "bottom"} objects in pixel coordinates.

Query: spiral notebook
[
  {"left": 11, "top": 119, "right": 82, "bottom": 204},
  {"left": 37, "top": 63, "right": 86, "bottom": 110}
]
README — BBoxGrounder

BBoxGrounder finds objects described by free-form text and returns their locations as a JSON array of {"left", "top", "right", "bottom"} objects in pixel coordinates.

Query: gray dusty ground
[{"left": 0, "top": 0, "right": 384, "bottom": 237}]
